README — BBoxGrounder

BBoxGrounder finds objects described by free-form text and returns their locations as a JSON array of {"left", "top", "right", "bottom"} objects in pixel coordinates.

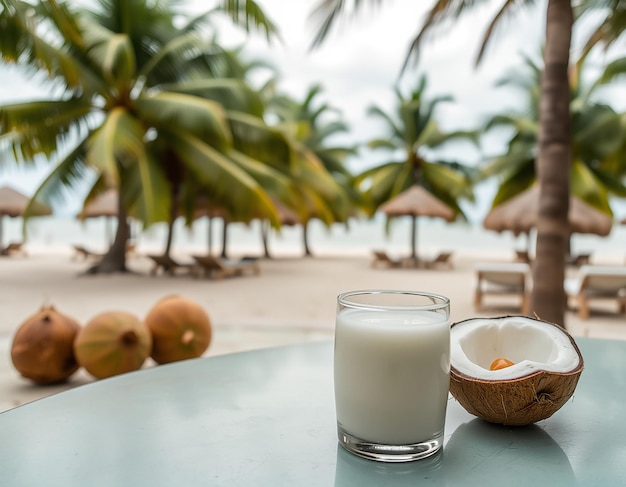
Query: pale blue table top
[{"left": 0, "top": 337, "right": 624, "bottom": 486}]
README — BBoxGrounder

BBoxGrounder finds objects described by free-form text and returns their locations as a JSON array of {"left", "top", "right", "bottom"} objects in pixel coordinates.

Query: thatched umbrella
[
  {"left": 78, "top": 189, "right": 118, "bottom": 219},
  {"left": 483, "top": 185, "right": 612, "bottom": 237},
  {"left": 77, "top": 189, "right": 120, "bottom": 243},
  {"left": 273, "top": 201, "right": 301, "bottom": 227},
  {"left": 0, "top": 185, "right": 52, "bottom": 246},
  {"left": 380, "top": 185, "right": 455, "bottom": 260}
]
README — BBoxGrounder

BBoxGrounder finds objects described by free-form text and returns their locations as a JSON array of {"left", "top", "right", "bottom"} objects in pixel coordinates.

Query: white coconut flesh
[{"left": 451, "top": 316, "right": 581, "bottom": 380}]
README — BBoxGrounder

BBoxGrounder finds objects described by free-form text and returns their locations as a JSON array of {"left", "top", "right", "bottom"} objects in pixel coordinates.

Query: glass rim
[{"left": 337, "top": 289, "right": 450, "bottom": 312}]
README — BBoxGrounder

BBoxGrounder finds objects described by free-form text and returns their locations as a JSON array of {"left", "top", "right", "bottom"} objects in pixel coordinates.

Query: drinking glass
[{"left": 334, "top": 290, "right": 450, "bottom": 462}]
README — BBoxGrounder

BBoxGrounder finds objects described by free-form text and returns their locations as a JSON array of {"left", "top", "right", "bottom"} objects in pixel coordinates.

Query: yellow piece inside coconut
[{"left": 451, "top": 317, "right": 581, "bottom": 380}]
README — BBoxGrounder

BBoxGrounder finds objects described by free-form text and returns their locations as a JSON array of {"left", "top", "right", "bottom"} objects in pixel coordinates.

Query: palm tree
[
  {"left": 0, "top": 0, "right": 289, "bottom": 273},
  {"left": 482, "top": 53, "right": 626, "bottom": 222},
  {"left": 353, "top": 77, "right": 477, "bottom": 257},
  {"left": 180, "top": 46, "right": 283, "bottom": 259},
  {"left": 267, "top": 83, "right": 358, "bottom": 256},
  {"left": 310, "top": 0, "right": 576, "bottom": 325},
  {"left": 271, "top": 84, "right": 356, "bottom": 181}
]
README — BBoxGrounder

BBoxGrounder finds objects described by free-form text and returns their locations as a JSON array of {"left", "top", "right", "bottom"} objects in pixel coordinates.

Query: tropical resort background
[{"left": 1, "top": 1, "right": 626, "bottom": 408}]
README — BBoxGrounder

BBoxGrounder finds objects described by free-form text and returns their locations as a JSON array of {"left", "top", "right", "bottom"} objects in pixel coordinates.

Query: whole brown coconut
[
  {"left": 74, "top": 311, "right": 152, "bottom": 379},
  {"left": 11, "top": 305, "right": 81, "bottom": 385},
  {"left": 144, "top": 295, "right": 212, "bottom": 364},
  {"left": 450, "top": 316, "right": 584, "bottom": 426}
]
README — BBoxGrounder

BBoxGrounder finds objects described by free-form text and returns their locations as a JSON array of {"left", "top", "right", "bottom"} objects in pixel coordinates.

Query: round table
[{"left": 0, "top": 338, "right": 624, "bottom": 486}]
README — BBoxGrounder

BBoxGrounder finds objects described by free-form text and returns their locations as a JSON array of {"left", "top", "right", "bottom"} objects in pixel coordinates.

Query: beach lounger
[
  {"left": 474, "top": 262, "right": 531, "bottom": 314},
  {"left": 192, "top": 255, "right": 260, "bottom": 279},
  {"left": 73, "top": 242, "right": 137, "bottom": 261},
  {"left": 567, "top": 252, "right": 592, "bottom": 267},
  {"left": 514, "top": 250, "right": 531, "bottom": 263},
  {"left": 71, "top": 245, "right": 105, "bottom": 261},
  {"left": 371, "top": 250, "right": 403, "bottom": 268},
  {"left": 147, "top": 254, "right": 198, "bottom": 276},
  {"left": 564, "top": 265, "right": 626, "bottom": 319},
  {"left": 0, "top": 242, "right": 27, "bottom": 257},
  {"left": 422, "top": 251, "right": 454, "bottom": 269}
]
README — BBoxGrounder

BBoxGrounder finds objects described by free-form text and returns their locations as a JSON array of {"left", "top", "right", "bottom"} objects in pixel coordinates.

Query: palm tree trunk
[
  {"left": 163, "top": 188, "right": 180, "bottom": 259},
  {"left": 261, "top": 220, "right": 271, "bottom": 258},
  {"left": 410, "top": 215, "right": 417, "bottom": 259},
  {"left": 86, "top": 192, "right": 129, "bottom": 274},
  {"left": 530, "top": 0, "right": 573, "bottom": 326},
  {"left": 221, "top": 220, "right": 228, "bottom": 259},
  {"left": 164, "top": 219, "right": 175, "bottom": 258},
  {"left": 303, "top": 221, "right": 312, "bottom": 257},
  {"left": 207, "top": 217, "right": 213, "bottom": 256}
]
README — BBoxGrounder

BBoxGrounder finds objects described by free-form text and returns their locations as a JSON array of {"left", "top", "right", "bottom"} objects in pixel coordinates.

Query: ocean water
[{"left": 3, "top": 214, "right": 625, "bottom": 260}]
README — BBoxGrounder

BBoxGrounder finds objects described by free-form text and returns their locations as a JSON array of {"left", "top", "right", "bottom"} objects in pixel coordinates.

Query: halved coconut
[{"left": 450, "top": 316, "right": 584, "bottom": 426}]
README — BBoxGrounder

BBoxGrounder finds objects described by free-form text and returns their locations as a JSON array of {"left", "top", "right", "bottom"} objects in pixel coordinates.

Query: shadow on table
[{"left": 334, "top": 419, "right": 577, "bottom": 486}]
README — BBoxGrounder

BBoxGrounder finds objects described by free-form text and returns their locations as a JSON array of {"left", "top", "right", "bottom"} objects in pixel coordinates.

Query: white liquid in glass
[{"left": 334, "top": 308, "right": 450, "bottom": 445}]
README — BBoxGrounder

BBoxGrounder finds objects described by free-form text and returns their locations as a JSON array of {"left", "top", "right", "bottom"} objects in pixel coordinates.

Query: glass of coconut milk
[{"left": 334, "top": 290, "right": 450, "bottom": 462}]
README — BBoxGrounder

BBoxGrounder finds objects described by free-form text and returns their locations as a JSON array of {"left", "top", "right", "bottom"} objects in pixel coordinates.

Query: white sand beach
[{"left": 2, "top": 247, "right": 626, "bottom": 413}]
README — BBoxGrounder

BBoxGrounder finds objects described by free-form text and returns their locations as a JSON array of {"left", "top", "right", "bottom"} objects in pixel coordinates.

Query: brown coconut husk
[
  {"left": 450, "top": 316, "right": 584, "bottom": 426},
  {"left": 144, "top": 295, "right": 212, "bottom": 364},
  {"left": 11, "top": 305, "right": 81, "bottom": 385},
  {"left": 74, "top": 311, "right": 152, "bottom": 379}
]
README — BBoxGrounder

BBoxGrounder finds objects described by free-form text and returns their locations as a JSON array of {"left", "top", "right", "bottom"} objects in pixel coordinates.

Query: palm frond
[
  {"left": 295, "top": 151, "right": 353, "bottom": 221},
  {"left": 86, "top": 107, "right": 146, "bottom": 186},
  {"left": 570, "top": 159, "right": 613, "bottom": 213},
  {"left": 104, "top": 33, "right": 136, "bottom": 84},
  {"left": 367, "top": 138, "right": 397, "bottom": 151},
  {"left": 315, "top": 147, "right": 357, "bottom": 175},
  {"left": 480, "top": 145, "right": 535, "bottom": 180},
  {"left": 167, "top": 128, "right": 278, "bottom": 224},
  {"left": 118, "top": 147, "right": 171, "bottom": 225},
  {"left": 0, "top": 3, "right": 105, "bottom": 93},
  {"left": 586, "top": 163, "right": 626, "bottom": 199},
  {"left": 577, "top": 2, "right": 626, "bottom": 59},
  {"left": 309, "top": 0, "right": 347, "bottom": 49},
  {"left": 413, "top": 94, "right": 454, "bottom": 138},
  {"left": 314, "top": 120, "right": 350, "bottom": 141},
  {"left": 0, "top": 98, "right": 93, "bottom": 161},
  {"left": 489, "top": 163, "right": 536, "bottom": 208},
  {"left": 227, "top": 149, "right": 294, "bottom": 202},
  {"left": 366, "top": 105, "right": 404, "bottom": 146},
  {"left": 137, "top": 31, "right": 211, "bottom": 84},
  {"left": 484, "top": 114, "right": 538, "bottom": 136},
  {"left": 218, "top": 0, "right": 280, "bottom": 42},
  {"left": 24, "top": 141, "right": 92, "bottom": 218},
  {"left": 136, "top": 92, "right": 232, "bottom": 148},
  {"left": 474, "top": 0, "right": 537, "bottom": 66},
  {"left": 226, "top": 111, "right": 295, "bottom": 169},
  {"left": 37, "top": 0, "right": 84, "bottom": 50},
  {"left": 422, "top": 161, "right": 473, "bottom": 201},
  {"left": 417, "top": 120, "right": 479, "bottom": 149},
  {"left": 573, "top": 103, "right": 623, "bottom": 160},
  {"left": 162, "top": 78, "right": 264, "bottom": 116},
  {"left": 594, "top": 56, "right": 626, "bottom": 89},
  {"left": 401, "top": 0, "right": 537, "bottom": 71}
]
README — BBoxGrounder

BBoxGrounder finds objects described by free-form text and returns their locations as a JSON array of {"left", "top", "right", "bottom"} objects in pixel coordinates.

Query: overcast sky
[
  {"left": 0, "top": 0, "right": 621, "bottom": 219},
  {"left": 209, "top": 0, "right": 545, "bottom": 162}
]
